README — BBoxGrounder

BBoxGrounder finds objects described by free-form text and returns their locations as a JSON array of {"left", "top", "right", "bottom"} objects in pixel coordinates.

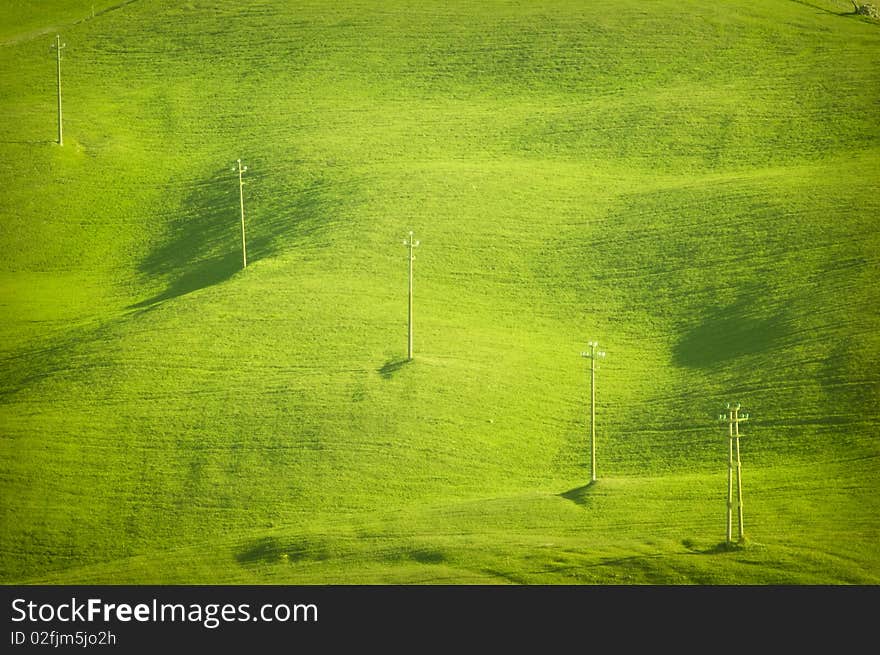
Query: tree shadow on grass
[
  {"left": 1, "top": 166, "right": 340, "bottom": 400},
  {"left": 409, "top": 549, "right": 446, "bottom": 564},
  {"left": 0, "top": 328, "right": 99, "bottom": 401},
  {"left": 236, "top": 535, "right": 330, "bottom": 565},
  {"left": 378, "top": 357, "right": 410, "bottom": 380},
  {"left": 672, "top": 298, "right": 789, "bottom": 369},
  {"left": 129, "top": 169, "right": 256, "bottom": 309},
  {"left": 130, "top": 166, "right": 336, "bottom": 309},
  {"left": 236, "top": 537, "right": 286, "bottom": 564}
]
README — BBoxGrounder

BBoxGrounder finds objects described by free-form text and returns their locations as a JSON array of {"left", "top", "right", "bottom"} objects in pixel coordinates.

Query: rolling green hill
[{"left": 1, "top": 0, "right": 878, "bottom": 584}]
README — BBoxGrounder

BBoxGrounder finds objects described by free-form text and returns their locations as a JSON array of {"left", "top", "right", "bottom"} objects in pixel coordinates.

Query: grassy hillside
[{"left": 0, "top": 0, "right": 878, "bottom": 584}]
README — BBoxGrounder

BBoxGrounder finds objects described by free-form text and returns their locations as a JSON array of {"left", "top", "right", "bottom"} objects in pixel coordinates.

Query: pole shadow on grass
[
  {"left": 559, "top": 481, "right": 597, "bottom": 506},
  {"left": 787, "top": 0, "right": 857, "bottom": 16},
  {"left": 130, "top": 166, "right": 336, "bottom": 309},
  {"left": 378, "top": 357, "right": 410, "bottom": 379},
  {"left": 682, "top": 538, "right": 750, "bottom": 555}
]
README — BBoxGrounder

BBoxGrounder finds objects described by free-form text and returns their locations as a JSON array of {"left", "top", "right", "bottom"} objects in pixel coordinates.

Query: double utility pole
[
  {"left": 720, "top": 402, "right": 749, "bottom": 544},
  {"left": 234, "top": 159, "right": 248, "bottom": 269},
  {"left": 403, "top": 231, "right": 419, "bottom": 360},
  {"left": 51, "top": 35, "right": 66, "bottom": 146},
  {"left": 581, "top": 341, "right": 606, "bottom": 483}
]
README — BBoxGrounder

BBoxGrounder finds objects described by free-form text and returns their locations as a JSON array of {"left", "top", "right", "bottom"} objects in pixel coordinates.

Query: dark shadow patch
[
  {"left": 1, "top": 165, "right": 341, "bottom": 400},
  {"left": 0, "top": 341, "right": 76, "bottom": 399},
  {"left": 672, "top": 299, "right": 788, "bottom": 369},
  {"left": 130, "top": 165, "right": 336, "bottom": 309},
  {"left": 129, "top": 169, "right": 253, "bottom": 308},
  {"left": 0, "top": 140, "right": 54, "bottom": 145},
  {"left": 130, "top": 254, "right": 241, "bottom": 309},
  {"left": 410, "top": 549, "right": 446, "bottom": 564},
  {"left": 559, "top": 481, "right": 596, "bottom": 506},
  {"left": 683, "top": 538, "right": 751, "bottom": 555},
  {"left": 236, "top": 535, "right": 330, "bottom": 565},
  {"left": 378, "top": 357, "right": 410, "bottom": 380},
  {"left": 236, "top": 537, "right": 285, "bottom": 564},
  {"left": 0, "top": 321, "right": 117, "bottom": 401},
  {"left": 787, "top": 0, "right": 851, "bottom": 16}
]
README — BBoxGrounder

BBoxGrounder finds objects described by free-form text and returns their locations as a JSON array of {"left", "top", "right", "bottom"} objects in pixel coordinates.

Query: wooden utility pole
[
  {"left": 726, "top": 405, "right": 734, "bottom": 543},
  {"left": 720, "top": 403, "right": 749, "bottom": 544},
  {"left": 734, "top": 405, "right": 746, "bottom": 541},
  {"left": 234, "top": 159, "right": 248, "bottom": 268},
  {"left": 403, "top": 231, "right": 419, "bottom": 360},
  {"left": 581, "top": 341, "right": 606, "bottom": 483},
  {"left": 51, "top": 35, "right": 66, "bottom": 145}
]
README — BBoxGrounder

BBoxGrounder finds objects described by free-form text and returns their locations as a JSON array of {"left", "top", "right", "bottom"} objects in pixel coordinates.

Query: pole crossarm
[
  {"left": 581, "top": 341, "right": 606, "bottom": 483},
  {"left": 403, "top": 231, "right": 419, "bottom": 361}
]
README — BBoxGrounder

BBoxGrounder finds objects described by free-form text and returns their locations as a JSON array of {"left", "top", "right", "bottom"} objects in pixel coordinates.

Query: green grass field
[{"left": 1, "top": 0, "right": 878, "bottom": 584}]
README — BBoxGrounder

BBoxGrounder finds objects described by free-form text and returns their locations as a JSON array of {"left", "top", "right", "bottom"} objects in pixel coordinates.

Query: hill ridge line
[{"left": 0, "top": 0, "right": 141, "bottom": 48}]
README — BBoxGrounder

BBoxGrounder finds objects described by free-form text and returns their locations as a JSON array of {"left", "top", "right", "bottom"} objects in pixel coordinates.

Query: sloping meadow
[{"left": 0, "top": 0, "right": 877, "bottom": 583}]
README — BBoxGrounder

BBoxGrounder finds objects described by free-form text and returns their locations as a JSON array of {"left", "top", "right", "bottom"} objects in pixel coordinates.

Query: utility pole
[
  {"left": 719, "top": 402, "right": 749, "bottom": 544},
  {"left": 234, "top": 159, "right": 248, "bottom": 268},
  {"left": 402, "top": 231, "right": 419, "bottom": 360},
  {"left": 581, "top": 341, "right": 606, "bottom": 483},
  {"left": 51, "top": 35, "right": 66, "bottom": 146}
]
